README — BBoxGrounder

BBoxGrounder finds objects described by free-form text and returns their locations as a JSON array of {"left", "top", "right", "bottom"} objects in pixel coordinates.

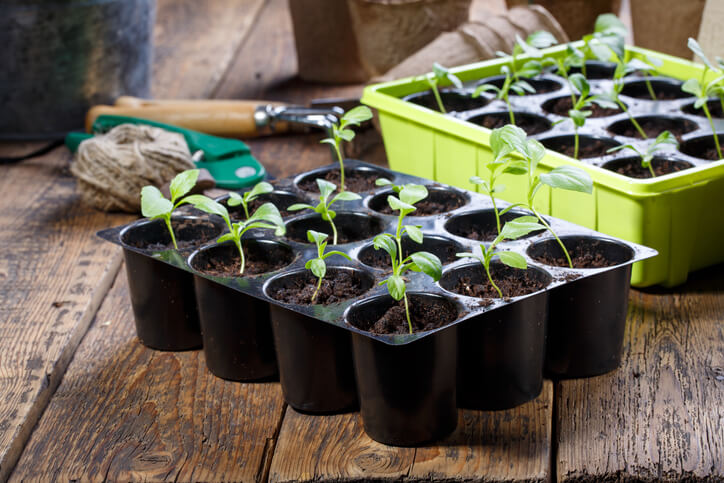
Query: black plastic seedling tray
[{"left": 98, "top": 159, "right": 657, "bottom": 346}]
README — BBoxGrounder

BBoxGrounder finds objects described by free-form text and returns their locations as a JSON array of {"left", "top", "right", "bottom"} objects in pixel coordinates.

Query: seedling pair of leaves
[
  {"left": 422, "top": 63, "right": 463, "bottom": 114},
  {"left": 320, "top": 106, "right": 374, "bottom": 191},
  {"left": 305, "top": 230, "right": 351, "bottom": 303},
  {"left": 607, "top": 130, "right": 678, "bottom": 177},
  {"left": 496, "top": 30, "right": 558, "bottom": 81},
  {"left": 682, "top": 37, "right": 724, "bottom": 159},
  {"left": 226, "top": 181, "right": 273, "bottom": 219},
  {"left": 372, "top": 182, "right": 442, "bottom": 334},
  {"left": 491, "top": 125, "right": 593, "bottom": 268},
  {"left": 457, "top": 216, "right": 544, "bottom": 298},
  {"left": 182, "top": 195, "right": 285, "bottom": 275},
  {"left": 288, "top": 179, "right": 361, "bottom": 245},
  {"left": 141, "top": 169, "right": 202, "bottom": 250}
]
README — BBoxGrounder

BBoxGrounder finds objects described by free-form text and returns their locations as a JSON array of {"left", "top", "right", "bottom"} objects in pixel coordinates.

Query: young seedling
[
  {"left": 140, "top": 169, "right": 200, "bottom": 250},
  {"left": 542, "top": 44, "right": 586, "bottom": 105},
  {"left": 320, "top": 105, "right": 373, "bottom": 191},
  {"left": 606, "top": 130, "right": 678, "bottom": 177},
  {"left": 557, "top": 73, "right": 600, "bottom": 159},
  {"left": 497, "top": 30, "right": 558, "bottom": 82},
  {"left": 287, "top": 179, "right": 361, "bottom": 245},
  {"left": 456, "top": 217, "right": 545, "bottom": 298},
  {"left": 373, "top": 235, "right": 442, "bottom": 334},
  {"left": 421, "top": 62, "right": 463, "bottom": 114},
  {"left": 304, "top": 230, "right": 352, "bottom": 303},
  {"left": 182, "top": 195, "right": 285, "bottom": 274},
  {"left": 582, "top": 13, "right": 627, "bottom": 76},
  {"left": 596, "top": 63, "right": 648, "bottom": 139},
  {"left": 499, "top": 125, "right": 593, "bottom": 268},
  {"left": 473, "top": 65, "right": 535, "bottom": 124},
  {"left": 468, "top": 125, "right": 529, "bottom": 234},
  {"left": 683, "top": 37, "right": 724, "bottom": 159},
  {"left": 226, "top": 181, "right": 274, "bottom": 219}
]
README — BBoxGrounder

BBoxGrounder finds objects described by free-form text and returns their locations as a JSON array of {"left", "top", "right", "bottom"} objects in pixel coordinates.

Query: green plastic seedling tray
[{"left": 361, "top": 42, "right": 724, "bottom": 287}]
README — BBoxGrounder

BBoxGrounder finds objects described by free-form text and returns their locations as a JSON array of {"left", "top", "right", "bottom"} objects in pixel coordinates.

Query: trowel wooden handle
[{"left": 85, "top": 97, "right": 289, "bottom": 138}]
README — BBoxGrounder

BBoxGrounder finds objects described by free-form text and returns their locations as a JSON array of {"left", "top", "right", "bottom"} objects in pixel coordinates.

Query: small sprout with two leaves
[
  {"left": 682, "top": 37, "right": 724, "bottom": 159},
  {"left": 226, "top": 181, "right": 274, "bottom": 219},
  {"left": 182, "top": 195, "right": 285, "bottom": 275},
  {"left": 456, "top": 216, "right": 545, "bottom": 298},
  {"left": 373, "top": 235, "right": 443, "bottom": 334},
  {"left": 474, "top": 65, "right": 535, "bottom": 125},
  {"left": 304, "top": 230, "right": 352, "bottom": 303},
  {"left": 498, "top": 124, "right": 593, "bottom": 268},
  {"left": 606, "top": 130, "right": 678, "bottom": 177},
  {"left": 320, "top": 105, "right": 374, "bottom": 192},
  {"left": 288, "top": 179, "right": 361, "bottom": 245},
  {"left": 468, "top": 125, "right": 529, "bottom": 235},
  {"left": 140, "top": 169, "right": 200, "bottom": 250},
  {"left": 581, "top": 13, "right": 627, "bottom": 74},
  {"left": 497, "top": 30, "right": 558, "bottom": 82},
  {"left": 422, "top": 62, "right": 463, "bottom": 114},
  {"left": 542, "top": 44, "right": 585, "bottom": 104},
  {"left": 376, "top": 182, "right": 429, "bottom": 263}
]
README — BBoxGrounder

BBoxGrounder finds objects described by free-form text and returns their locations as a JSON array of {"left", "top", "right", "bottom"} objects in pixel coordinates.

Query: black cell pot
[
  {"left": 265, "top": 267, "right": 375, "bottom": 413},
  {"left": 188, "top": 239, "right": 294, "bottom": 381},
  {"left": 465, "top": 111, "right": 553, "bottom": 136},
  {"left": 439, "top": 262, "right": 551, "bottom": 410},
  {"left": 345, "top": 293, "right": 459, "bottom": 446},
  {"left": 539, "top": 134, "right": 621, "bottom": 159},
  {"left": 119, "top": 216, "right": 224, "bottom": 351},
  {"left": 403, "top": 89, "right": 489, "bottom": 112},
  {"left": 528, "top": 236, "right": 635, "bottom": 379},
  {"left": 367, "top": 185, "right": 468, "bottom": 216}
]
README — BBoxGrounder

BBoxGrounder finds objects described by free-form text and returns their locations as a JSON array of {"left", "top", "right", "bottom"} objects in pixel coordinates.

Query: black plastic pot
[
  {"left": 466, "top": 111, "right": 552, "bottom": 136},
  {"left": 439, "top": 262, "right": 551, "bottom": 409},
  {"left": 679, "top": 134, "right": 724, "bottom": 161},
  {"left": 567, "top": 61, "right": 618, "bottom": 80},
  {"left": 285, "top": 212, "right": 385, "bottom": 244},
  {"left": 444, "top": 208, "right": 544, "bottom": 242},
  {"left": 602, "top": 156, "right": 694, "bottom": 178},
  {"left": 539, "top": 134, "right": 621, "bottom": 159},
  {"left": 621, "top": 78, "right": 689, "bottom": 100},
  {"left": 476, "top": 74, "right": 563, "bottom": 94},
  {"left": 119, "top": 216, "right": 223, "bottom": 350},
  {"left": 606, "top": 115, "right": 697, "bottom": 140},
  {"left": 403, "top": 89, "right": 489, "bottom": 112},
  {"left": 345, "top": 293, "right": 459, "bottom": 446},
  {"left": 294, "top": 164, "right": 390, "bottom": 194},
  {"left": 188, "top": 239, "right": 295, "bottom": 381},
  {"left": 528, "top": 236, "right": 635, "bottom": 378},
  {"left": 265, "top": 267, "right": 375, "bottom": 413}
]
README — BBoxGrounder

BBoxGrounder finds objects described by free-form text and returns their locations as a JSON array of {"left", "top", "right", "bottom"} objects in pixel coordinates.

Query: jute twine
[{"left": 70, "top": 123, "right": 195, "bottom": 213}]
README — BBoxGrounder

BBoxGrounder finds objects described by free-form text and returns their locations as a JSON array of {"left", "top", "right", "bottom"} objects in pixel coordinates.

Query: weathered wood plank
[
  {"left": 270, "top": 382, "right": 552, "bottom": 483},
  {"left": 9, "top": 270, "right": 286, "bottom": 482},
  {"left": 0, "top": 1, "right": 267, "bottom": 480},
  {"left": 556, "top": 266, "right": 724, "bottom": 482}
]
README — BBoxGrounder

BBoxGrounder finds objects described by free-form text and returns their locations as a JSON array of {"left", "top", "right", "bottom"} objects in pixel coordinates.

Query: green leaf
[
  {"left": 517, "top": 60, "right": 543, "bottom": 78},
  {"left": 227, "top": 192, "right": 243, "bottom": 207},
  {"left": 626, "top": 58, "right": 655, "bottom": 73},
  {"left": 526, "top": 30, "right": 557, "bottom": 49},
  {"left": 569, "top": 109, "right": 591, "bottom": 128},
  {"left": 342, "top": 105, "right": 373, "bottom": 125},
  {"left": 490, "top": 126, "right": 512, "bottom": 160},
  {"left": 473, "top": 84, "right": 500, "bottom": 98},
  {"left": 432, "top": 62, "right": 449, "bottom": 79},
  {"left": 332, "top": 191, "right": 362, "bottom": 203},
  {"left": 399, "top": 184, "right": 428, "bottom": 205},
  {"left": 540, "top": 165, "right": 593, "bottom": 194},
  {"left": 317, "top": 179, "right": 336, "bottom": 200},
  {"left": 320, "top": 138, "right": 337, "bottom": 147},
  {"left": 169, "top": 169, "right": 199, "bottom": 204},
  {"left": 217, "top": 233, "right": 236, "bottom": 244},
  {"left": 245, "top": 181, "right": 274, "bottom": 201},
  {"left": 496, "top": 251, "right": 528, "bottom": 269},
  {"left": 653, "top": 130, "right": 678, "bottom": 148},
  {"left": 455, "top": 252, "right": 481, "bottom": 263},
  {"left": 387, "top": 195, "right": 416, "bottom": 213},
  {"left": 248, "top": 202, "right": 285, "bottom": 235},
  {"left": 511, "top": 215, "right": 539, "bottom": 224},
  {"left": 409, "top": 251, "right": 442, "bottom": 281},
  {"left": 375, "top": 178, "right": 393, "bottom": 187},
  {"left": 306, "top": 257, "right": 326, "bottom": 279},
  {"left": 182, "top": 194, "right": 229, "bottom": 220},
  {"left": 404, "top": 225, "right": 423, "bottom": 244},
  {"left": 688, "top": 37, "right": 715, "bottom": 70},
  {"left": 497, "top": 124, "right": 528, "bottom": 155},
  {"left": 607, "top": 143, "right": 639, "bottom": 156},
  {"left": 373, "top": 234, "right": 398, "bottom": 260},
  {"left": 307, "top": 229, "right": 328, "bottom": 245},
  {"left": 141, "top": 186, "right": 173, "bottom": 218},
  {"left": 525, "top": 139, "right": 547, "bottom": 173},
  {"left": 500, "top": 218, "right": 544, "bottom": 240},
  {"left": 591, "top": 95, "right": 618, "bottom": 110},
  {"left": 322, "top": 208, "right": 336, "bottom": 221},
  {"left": 287, "top": 203, "right": 313, "bottom": 211},
  {"left": 386, "top": 275, "right": 406, "bottom": 301},
  {"left": 681, "top": 78, "right": 703, "bottom": 97},
  {"left": 516, "top": 34, "right": 542, "bottom": 58},
  {"left": 569, "top": 73, "right": 590, "bottom": 98},
  {"left": 595, "top": 13, "right": 627, "bottom": 37},
  {"left": 338, "top": 129, "right": 355, "bottom": 142}
]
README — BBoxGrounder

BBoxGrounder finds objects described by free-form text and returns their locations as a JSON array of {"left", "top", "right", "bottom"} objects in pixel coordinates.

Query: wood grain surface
[
  {"left": 556, "top": 265, "right": 724, "bottom": 482},
  {"left": 269, "top": 382, "right": 552, "bottom": 483}
]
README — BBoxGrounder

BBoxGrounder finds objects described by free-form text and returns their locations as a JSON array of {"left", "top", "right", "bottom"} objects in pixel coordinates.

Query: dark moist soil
[
  {"left": 298, "top": 169, "right": 380, "bottom": 193},
  {"left": 612, "top": 118, "right": 696, "bottom": 139},
  {"left": 450, "top": 272, "right": 547, "bottom": 299},
  {"left": 532, "top": 240, "right": 615, "bottom": 268},
  {"left": 375, "top": 193, "right": 465, "bottom": 216},
  {"left": 134, "top": 218, "right": 219, "bottom": 251},
  {"left": 194, "top": 244, "right": 293, "bottom": 277},
  {"left": 546, "top": 138, "right": 614, "bottom": 159},
  {"left": 366, "top": 298, "right": 458, "bottom": 335},
  {"left": 475, "top": 114, "right": 550, "bottom": 135},
  {"left": 608, "top": 159, "right": 693, "bottom": 178},
  {"left": 546, "top": 96, "right": 621, "bottom": 118},
  {"left": 361, "top": 242, "right": 459, "bottom": 269},
  {"left": 685, "top": 142, "right": 723, "bottom": 161},
  {"left": 269, "top": 270, "right": 369, "bottom": 305}
]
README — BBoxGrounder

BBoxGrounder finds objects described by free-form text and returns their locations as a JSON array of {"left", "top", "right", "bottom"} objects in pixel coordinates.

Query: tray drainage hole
[{"left": 527, "top": 236, "right": 635, "bottom": 269}]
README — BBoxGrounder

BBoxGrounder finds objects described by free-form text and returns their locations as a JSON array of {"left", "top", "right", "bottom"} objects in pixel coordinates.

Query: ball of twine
[{"left": 70, "top": 123, "right": 196, "bottom": 213}]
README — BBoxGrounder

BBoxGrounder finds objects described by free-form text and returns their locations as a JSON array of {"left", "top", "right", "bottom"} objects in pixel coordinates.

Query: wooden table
[{"left": 1, "top": 1, "right": 723, "bottom": 481}]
